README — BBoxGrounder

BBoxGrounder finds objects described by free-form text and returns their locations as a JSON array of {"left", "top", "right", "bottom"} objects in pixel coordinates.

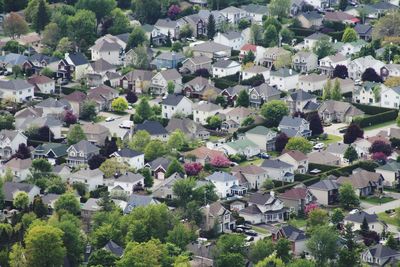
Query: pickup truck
[{"left": 119, "top": 120, "right": 133, "bottom": 129}]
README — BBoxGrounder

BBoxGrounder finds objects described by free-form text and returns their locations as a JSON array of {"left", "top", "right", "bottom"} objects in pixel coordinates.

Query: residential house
[
  {"left": 318, "top": 53, "right": 349, "bottom": 76},
  {"left": 166, "top": 118, "right": 210, "bottom": 140},
  {"left": 296, "top": 11, "right": 323, "bottom": 29},
  {"left": 109, "top": 172, "right": 144, "bottom": 195},
  {"left": 154, "top": 19, "right": 181, "bottom": 39},
  {"left": 279, "top": 150, "right": 309, "bottom": 174},
  {"left": 248, "top": 83, "right": 281, "bottom": 108},
  {"left": 354, "top": 24, "right": 373, "bottom": 41},
  {"left": 62, "top": 91, "right": 87, "bottom": 117},
  {"left": 290, "top": 0, "right": 305, "bottom": 16},
  {"left": 22, "top": 53, "right": 59, "bottom": 74},
  {"left": 279, "top": 187, "right": 314, "bottom": 215},
  {"left": 292, "top": 51, "right": 318, "bottom": 73},
  {"left": 119, "top": 69, "right": 154, "bottom": 93},
  {"left": 381, "top": 64, "right": 400, "bottom": 80},
  {"left": 220, "top": 6, "right": 247, "bottom": 25},
  {"left": 326, "top": 142, "right": 350, "bottom": 164},
  {"left": 32, "top": 143, "right": 68, "bottom": 165},
  {"left": 214, "top": 31, "right": 245, "bottom": 50},
  {"left": 87, "top": 58, "right": 117, "bottom": 83},
  {"left": 87, "top": 85, "right": 119, "bottom": 111},
  {"left": 297, "top": 74, "right": 328, "bottom": 92},
  {"left": 152, "top": 175, "right": 182, "bottom": 199},
  {"left": 134, "top": 121, "right": 169, "bottom": 141},
  {"left": 272, "top": 225, "right": 308, "bottom": 255},
  {"left": 242, "top": 65, "right": 270, "bottom": 81},
  {"left": 69, "top": 168, "right": 104, "bottom": 191},
  {"left": 241, "top": 4, "right": 268, "bottom": 24},
  {"left": 261, "top": 159, "right": 295, "bottom": 183},
  {"left": 0, "top": 130, "right": 27, "bottom": 160},
  {"left": 124, "top": 194, "right": 159, "bottom": 214},
  {"left": 308, "top": 179, "right": 339, "bottom": 205},
  {"left": 141, "top": 24, "right": 165, "bottom": 46},
  {"left": 57, "top": 52, "right": 90, "bottom": 80},
  {"left": 308, "top": 151, "right": 341, "bottom": 166},
  {"left": 381, "top": 86, "right": 400, "bottom": 109},
  {"left": 212, "top": 59, "right": 241, "bottom": 78},
  {"left": 0, "top": 53, "right": 28, "bottom": 73},
  {"left": 201, "top": 202, "right": 235, "bottom": 233},
  {"left": 224, "top": 107, "right": 255, "bottom": 128},
  {"left": 3, "top": 182, "right": 40, "bottom": 204},
  {"left": 150, "top": 69, "right": 182, "bottom": 95},
  {"left": 198, "top": 10, "right": 227, "bottom": 30},
  {"left": 81, "top": 123, "right": 110, "bottom": 146},
  {"left": 269, "top": 68, "right": 299, "bottom": 91},
  {"left": 161, "top": 94, "right": 193, "bottom": 119},
  {"left": 339, "top": 40, "right": 368, "bottom": 56},
  {"left": 110, "top": 148, "right": 144, "bottom": 170},
  {"left": 27, "top": 75, "right": 55, "bottom": 94},
  {"left": 344, "top": 211, "right": 387, "bottom": 234},
  {"left": 324, "top": 11, "right": 359, "bottom": 24},
  {"left": 262, "top": 47, "right": 292, "bottom": 69},
  {"left": 183, "top": 146, "right": 225, "bottom": 165},
  {"left": 231, "top": 165, "right": 268, "bottom": 190},
  {"left": 89, "top": 35, "right": 126, "bottom": 65},
  {"left": 0, "top": 79, "right": 34, "bottom": 103},
  {"left": 278, "top": 116, "right": 312, "bottom": 138},
  {"left": 361, "top": 244, "right": 400, "bottom": 266},
  {"left": 193, "top": 102, "right": 223, "bottom": 124},
  {"left": 375, "top": 159, "right": 400, "bottom": 187},
  {"left": 318, "top": 100, "right": 365, "bottom": 123},
  {"left": 303, "top": 32, "right": 331, "bottom": 50},
  {"left": 245, "top": 126, "right": 277, "bottom": 151},
  {"left": 190, "top": 41, "right": 231, "bottom": 59},
  {"left": 180, "top": 56, "right": 212, "bottom": 74},
  {"left": 337, "top": 77, "right": 356, "bottom": 94},
  {"left": 182, "top": 76, "right": 220, "bottom": 99},
  {"left": 124, "top": 47, "right": 153, "bottom": 68},
  {"left": 205, "top": 171, "right": 244, "bottom": 198},
  {"left": 353, "top": 135, "right": 390, "bottom": 159},
  {"left": 239, "top": 192, "right": 287, "bottom": 224},
  {"left": 239, "top": 44, "right": 266, "bottom": 64},
  {"left": 145, "top": 157, "right": 171, "bottom": 180},
  {"left": 19, "top": 116, "right": 63, "bottom": 140},
  {"left": 221, "top": 85, "right": 249, "bottom": 106},
  {"left": 348, "top": 56, "right": 385, "bottom": 81},
  {"left": 150, "top": 52, "right": 185, "bottom": 70},
  {"left": 220, "top": 137, "right": 260, "bottom": 158},
  {"left": 353, "top": 81, "right": 386, "bottom": 105},
  {"left": 178, "top": 14, "right": 207, "bottom": 38},
  {"left": 66, "top": 140, "right": 100, "bottom": 167},
  {"left": 285, "top": 89, "right": 317, "bottom": 114},
  {"left": 35, "top": 97, "right": 70, "bottom": 118},
  {"left": 1, "top": 158, "right": 32, "bottom": 182},
  {"left": 53, "top": 164, "right": 71, "bottom": 181},
  {"left": 336, "top": 169, "right": 384, "bottom": 197}
]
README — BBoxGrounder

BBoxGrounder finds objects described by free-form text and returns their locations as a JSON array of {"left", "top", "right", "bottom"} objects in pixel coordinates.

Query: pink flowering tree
[
  {"left": 210, "top": 155, "right": 231, "bottom": 168},
  {"left": 372, "top": 152, "right": 387, "bottom": 162},
  {"left": 167, "top": 5, "right": 181, "bottom": 20},
  {"left": 304, "top": 203, "right": 319, "bottom": 215},
  {"left": 63, "top": 110, "right": 77, "bottom": 125},
  {"left": 184, "top": 162, "right": 203, "bottom": 176}
]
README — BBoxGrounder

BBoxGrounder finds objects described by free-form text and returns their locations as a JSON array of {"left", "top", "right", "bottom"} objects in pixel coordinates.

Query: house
[
  {"left": 14, "top": 107, "right": 44, "bottom": 128},
  {"left": 324, "top": 11, "right": 359, "bottom": 24},
  {"left": 134, "top": 121, "right": 169, "bottom": 141},
  {"left": 278, "top": 116, "right": 312, "bottom": 138},
  {"left": 81, "top": 198, "right": 102, "bottom": 224},
  {"left": 124, "top": 194, "right": 159, "bottom": 214},
  {"left": 161, "top": 94, "right": 193, "bottom": 119},
  {"left": 381, "top": 86, "right": 400, "bottom": 109},
  {"left": 22, "top": 53, "right": 59, "bottom": 74},
  {"left": 1, "top": 158, "right": 32, "bottom": 182},
  {"left": 212, "top": 59, "right": 241, "bottom": 78},
  {"left": 303, "top": 32, "right": 331, "bottom": 50},
  {"left": 3, "top": 182, "right": 40, "bottom": 204},
  {"left": 66, "top": 140, "right": 100, "bottom": 167},
  {"left": 19, "top": 116, "right": 63, "bottom": 140},
  {"left": 348, "top": 56, "right": 385, "bottom": 81},
  {"left": 119, "top": 69, "right": 154, "bottom": 93},
  {"left": 193, "top": 102, "right": 223, "bottom": 124},
  {"left": 191, "top": 41, "right": 231, "bottom": 59},
  {"left": 239, "top": 44, "right": 265, "bottom": 63},
  {"left": 339, "top": 40, "right": 368, "bottom": 56},
  {"left": 150, "top": 52, "right": 185, "bottom": 70},
  {"left": 292, "top": 51, "right": 318, "bottom": 73},
  {"left": 124, "top": 47, "right": 153, "bottom": 68},
  {"left": 110, "top": 148, "right": 144, "bottom": 170},
  {"left": 180, "top": 56, "right": 212, "bottom": 74},
  {"left": 361, "top": 244, "right": 400, "bottom": 266},
  {"left": 354, "top": 24, "right": 373, "bottom": 41},
  {"left": 0, "top": 79, "right": 34, "bottom": 103},
  {"left": 103, "top": 240, "right": 124, "bottom": 258},
  {"left": 262, "top": 47, "right": 292, "bottom": 69},
  {"left": 145, "top": 157, "right": 171, "bottom": 180},
  {"left": 318, "top": 100, "right": 365, "bottom": 123},
  {"left": 308, "top": 151, "right": 341, "bottom": 166},
  {"left": 241, "top": 4, "right": 268, "bottom": 24},
  {"left": 245, "top": 126, "right": 277, "bottom": 151},
  {"left": 89, "top": 35, "right": 125, "bottom": 65},
  {"left": 353, "top": 81, "right": 386, "bottom": 105},
  {"left": 261, "top": 159, "right": 295, "bottom": 183},
  {"left": 57, "top": 52, "right": 90, "bottom": 81},
  {"left": 35, "top": 98, "right": 70, "bottom": 118},
  {"left": 154, "top": 18, "right": 181, "bottom": 39},
  {"left": 87, "top": 58, "right": 117, "bottom": 77},
  {"left": 178, "top": 14, "right": 207, "bottom": 38},
  {"left": 166, "top": 118, "right": 210, "bottom": 140},
  {"left": 239, "top": 192, "right": 287, "bottom": 224},
  {"left": 87, "top": 85, "right": 119, "bottom": 111},
  {"left": 53, "top": 164, "right": 71, "bottom": 181},
  {"left": 242, "top": 65, "right": 270, "bottom": 81},
  {"left": 81, "top": 124, "right": 110, "bottom": 146},
  {"left": 109, "top": 172, "right": 144, "bottom": 195},
  {"left": 231, "top": 165, "right": 268, "bottom": 190},
  {"left": 298, "top": 74, "right": 328, "bottom": 92},
  {"left": 182, "top": 76, "right": 220, "bottom": 99},
  {"left": 221, "top": 85, "right": 249, "bottom": 106},
  {"left": 62, "top": 91, "right": 87, "bottom": 117},
  {"left": 205, "top": 171, "right": 243, "bottom": 198},
  {"left": 32, "top": 143, "right": 68, "bottom": 165},
  {"left": 220, "top": 6, "right": 247, "bottom": 25},
  {"left": 296, "top": 11, "right": 323, "bottom": 29},
  {"left": 141, "top": 24, "right": 165, "bottom": 46},
  {"left": 201, "top": 202, "right": 235, "bottom": 233},
  {"left": 326, "top": 142, "right": 350, "bottom": 163},
  {"left": 224, "top": 107, "right": 255, "bottom": 127},
  {"left": 0, "top": 130, "right": 27, "bottom": 160},
  {"left": 344, "top": 211, "right": 387, "bottom": 234},
  {"left": 269, "top": 68, "right": 299, "bottom": 91},
  {"left": 353, "top": 135, "right": 390, "bottom": 159},
  {"left": 381, "top": 64, "right": 400, "bottom": 80},
  {"left": 290, "top": 0, "right": 305, "bottom": 16},
  {"left": 183, "top": 146, "right": 225, "bottom": 165},
  {"left": 336, "top": 169, "right": 384, "bottom": 197},
  {"left": 272, "top": 225, "right": 307, "bottom": 255},
  {"left": 308, "top": 179, "right": 339, "bottom": 206},
  {"left": 0, "top": 53, "right": 28, "bottom": 73},
  {"left": 318, "top": 53, "right": 349, "bottom": 76},
  {"left": 27, "top": 75, "right": 55, "bottom": 94},
  {"left": 279, "top": 187, "right": 314, "bottom": 214},
  {"left": 279, "top": 150, "right": 308, "bottom": 174},
  {"left": 220, "top": 137, "right": 260, "bottom": 158},
  {"left": 152, "top": 174, "right": 182, "bottom": 199},
  {"left": 285, "top": 89, "right": 317, "bottom": 114},
  {"left": 150, "top": 69, "right": 182, "bottom": 95},
  {"left": 375, "top": 159, "right": 400, "bottom": 187},
  {"left": 69, "top": 168, "right": 104, "bottom": 191},
  {"left": 248, "top": 83, "right": 281, "bottom": 108},
  {"left": 198, "top": 10, "right": 227, "bottom": 30},
  {"left": 214, "top": 31, "right": 245, "bottom": 51}
]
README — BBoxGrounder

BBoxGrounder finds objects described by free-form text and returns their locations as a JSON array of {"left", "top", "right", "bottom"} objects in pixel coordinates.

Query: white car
[
  {"left": 105, "top": 117, "right": 115, "bottom": 122},
  {"left": 313, "top": 143, "right": 324, "bottom": 150}
]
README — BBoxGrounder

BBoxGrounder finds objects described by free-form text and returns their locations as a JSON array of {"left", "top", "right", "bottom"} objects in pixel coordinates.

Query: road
[
  {"left": 364, "top": 123, "right": 398, "bottom": 137},
  {"left": 323, "top": 123, "right": 347, "bottom": 136},
  {"left": 363, "top": 199, "right": 400, "bottom": 214},
  {"left": 98, "top": 111, "right": 132, "bottom": 139}
]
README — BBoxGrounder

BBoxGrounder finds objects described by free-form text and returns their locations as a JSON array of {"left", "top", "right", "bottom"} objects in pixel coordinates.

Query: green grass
[
  {"left": 377, "top": 212, "right": 398, "bottom": 226},
  {"left": 360, "top": 196, "right": 395, "bottom": 205},
  {"left": 288, "top": 218, "right": 307, "bottom": 229},
  {"left": 321, "top": 134, "right": 343, "bottom": 145},
  {"left": 92, "top": 116, "right": 106, "bottom": 123},
  {"left": 209, "top": 135, "right": 224, "bottom": 142},
  {"left": 239, "top": 158, "right": 263, "bottom": 166},
  {"left": 363, "top": 120, "right": 396, "bottom": 131},
  {"left": 251, "top": 225, "right": 270, "bottom": 235}
]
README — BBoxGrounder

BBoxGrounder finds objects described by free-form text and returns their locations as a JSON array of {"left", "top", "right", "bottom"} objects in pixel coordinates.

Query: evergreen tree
[
  {"left": 331, "top": 79, "right": 342, "bottom": 100},
  {"left": 207, "top": 14, "right": 216, "bottom": 40},
  {"left": 33, "top": 0, "right": 50, "bottom": 33},
  {"left": 386, "top": 234, "right": 399, "bottom": 250},
  {"left": 165, "top": 31, "right": 172, "bottom": 47},
  {"left": 344, "top": 146, "right": 358, "bottom": 163},
  {"left": 322, "top": 79, "right": 332, "bottom": 100},
  {"left": 308, "top": 113, "right": 323, "bottom": 136},
  {"left": 236, "top": 90, "right": 249, "bottom": 107},
  {"left": 263, "top": 25, "right": 278, "bottom": 47},
  {"left": 339, "top": 0, "right": 347, "bottom": 11},
  {"left": 360, "top": 217, "right": 369, "bottom": 236}
]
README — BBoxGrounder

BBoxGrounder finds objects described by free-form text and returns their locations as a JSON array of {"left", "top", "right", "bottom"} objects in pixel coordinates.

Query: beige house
[
  {"left": 81, "top": 123, "right": 111, "bottom": 146},
  {"left": 344, "top": 211, "right": 387, "bottom": 234},
  {"left": 201, "top": 202, "right": 235, "bottom": 233},
  {"left": 279, "top": 150, "right": 308, "bottom": 174}
]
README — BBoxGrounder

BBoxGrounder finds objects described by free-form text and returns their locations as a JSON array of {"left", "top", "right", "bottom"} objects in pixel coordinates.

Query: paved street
[
  {"left": 323, "top": 123, "right": 347, "bottom": 136},
  {"left": 363, "top": 199, "right": 400, "bottom": 214},
  {"left": 364, "top": 123, "right": 398, "bottom": 137},
  {"left": 98, "top": 112, "right": 132, "bottom": 139}
]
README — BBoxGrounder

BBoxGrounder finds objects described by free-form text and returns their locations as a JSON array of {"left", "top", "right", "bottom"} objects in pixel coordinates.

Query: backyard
[{"left": 377, "top": 211, "right": 398, "bottom": 226}]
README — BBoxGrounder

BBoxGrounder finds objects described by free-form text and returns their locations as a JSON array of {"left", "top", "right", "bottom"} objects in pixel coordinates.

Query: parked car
[
  {"left": 313, "top": 143, "right": 324, "bottom": 150},
  {"left": 119, "top": 120, "right": 133, "bottom": 129},
  {"left": 236, "top": 224, "right": 252, "bottom": 230},
  {"left": 244, "top": 230, "right": 258, "bottom": 236},
  {"left": 245, "top": 236, "right": 254, "bottom": 242},
  {"left": 105, "top": 117, "right": 115, "bottom": 122},
  {"left": 339, "top": 127, "right": 348, "bottom": 134},
  {"left": 258, "top": 152, "right": 270, "bottom": 159}
]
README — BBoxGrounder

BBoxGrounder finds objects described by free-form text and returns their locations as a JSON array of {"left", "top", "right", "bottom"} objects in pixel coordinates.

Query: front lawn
[
  {"left": 321, "top": 134, "right": 343, "bottom": 145},
  {"left": 92, "top": 116, "right": 106, "bottom": 123},
  {"left": 361, "top": 196, "right": 395, "bottom": 205},
  {"left": 239, "top": 158, "right": 264, "bottom": 166},
  {"left": 377, "top": 212, "right": 398, "bottom": 226},
  {"left": 288, "top": 218, "right": 307, "bottom": 229},
  {"left": 251, "top": 225, "right": 270, "bottom": 235}
]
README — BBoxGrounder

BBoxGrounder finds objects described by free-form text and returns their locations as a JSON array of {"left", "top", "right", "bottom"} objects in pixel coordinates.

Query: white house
[
  {"left": 303, "top": 32, "right": 331, "bottom": 50},
  {"left": 0, "top": 130, "right": 28, "bottom": 160},
  {"left": 279, "top": 150, "right": 309, "bottom": 174},
  {"left": 269, "top": 68, "right": 299, "bottom": 91},
  {"left": 0, "top": 79, "right": 34, "bottom": 103},
  {"left": 110, "top": 148, "right": 145, "bottom": 170},
  {"left": 344, "top": 211, "right": 387, "bottom": 234},
  {"left": 361, "top": 244, "right": 400, "bottom": 267},
  {"left": 381, "top": 86, "right": 400, "bottom": 109},
  {"left": 292, "top": 51, "right": 318, "bottom": 73},
  {"left": 242, "top": 65, "right": 270, "bottom": 81},
  {"left": 212, "top": 59, "right": 241, "bottom": 78},
  {"left": 219, "top": 137, "right": 260, "bottom": 158},
  {"left": 304, "top": 0, "right": 328, "bottom": 8},
  {"left": 69, "top": 168, "right": 104, "bottom": 191},
  {"left": 1, "top": 158, "right": 32, "bottom": 181},
  {"left": 339, "top": 40, "right": 367, "bottom": 56},
  {"left": 3, "top": 182, "right": 40, "bottom": 204},
  {"left": 297, "top": 74, "right": 329, "bottom": 92},
  {"left": 245, "top": 126, "right": 277, "bottom": 151},
  {"left": 219, "top": 6, "right": 248, "bottom": 25},
  {"left": 27, "top": 75, "right": 56, "bottom": 94},
  {"left": 261, "top": 159, "right": 295, "bottom": 182},
  {"left": 242, "top": 4, "right": 268, "bottom": 24},
  {"left": 193, "top": 102, "right": 223, "bottom": 124},
  {"left": 155, "top": 18, "right": 181, "bottom": 39},
  {"left": 348, "top": 56, "right": 385, "bottom": 81},
  {"left": 205, "top": 171, "right": 240, "bottom": 198},
  {"left": 318, "top": 53, "right": 349, "bottom": 76},
  {"left": 353, "top": 82, "right": 387, "bottom": 106},
  {"left": 62, "top": 52, "right": 90, "bottom": 80},
  {"left": 214, "top": 31, "right": 245, "bottom": 51},
  {"left": 89, "top": 35, "right": 125, "bottom": 65},
  {"left": 109, "top": 172, "right": 145, "bottom": 195},
  {"left": 161, "top": 94, "right": 193, "bottom": 119},
  {"left": 150, "top": 69, "right": 182, "bottom": 95}
]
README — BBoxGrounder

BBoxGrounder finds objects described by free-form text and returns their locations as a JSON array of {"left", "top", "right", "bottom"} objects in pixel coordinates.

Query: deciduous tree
[
  {"left": 260, "top": 100, "right": 289, "bottom": 127},
  {"left": 165, "top": 159, "right": 184, "bottom": 178},
  {"left": 3, "top": 12, "right": 29, "bottom": 39},
  {"left": 285, "top": 137, "right": 313, "bottom": 154},
  {"left": 129, "top": 130, "right": 151, "bottom": 152},
  {"left": 339, "top": 183, "right": 360, "bottom": 210},
  {"left": 332, "top": 65, "right": 348, "bottom": 79},
  {"left": 343, "top": 123, "right": 363, "bottom": 144},
  {"left": 144, "top": 140, "right": 166, "bottom": 161},
  {"left": 14, "top": 191, "right": 29, "bottom": 210},
  {"left": 342, "top": 27, "right": 358, "bottom": 43},
  {"left": 307, "top": 226, "right": 338, "bottom": 266},
  {"left": 54, "top": 192, "right": 81, "bottom": 215},
  {"left": 362, "top": 67, "right": 383, "bottom": 83},
  {"left": 14, "top": 143, "right": 31, "bottom": 159},
  {"left": 112, "top": 97, "right": 129, "bottom": 113},
  {"left": 100, "top": 158, "right": 128, "bottom": 178},
  {"left": 275, "top": 132, "right": 289, "bottom": 152},
  {"left": 67, "top": 124, "right": 87, "bottom": 145}
]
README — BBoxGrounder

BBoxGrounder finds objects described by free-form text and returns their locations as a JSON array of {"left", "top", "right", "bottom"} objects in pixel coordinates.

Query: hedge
[
  {"left": 354, "top": 110, "right": 398, "bottom": 128},
  {"left": 352, "top": 103, "right": 395, "bottom": 115},
  {"left": 289, "top": 27, "right": 315, "bottom": 37},
  {"left": 308, "top": 163, "right": 340, "bottom": 173},
  {"left": 182, "top": 74, "right": 196, "bottom": 83},
  {"left": 294, "top": 173, "right": 314, "bottom": 182},
  {"left": 327, "top": 31, "right": 344, "bottom": 41}
]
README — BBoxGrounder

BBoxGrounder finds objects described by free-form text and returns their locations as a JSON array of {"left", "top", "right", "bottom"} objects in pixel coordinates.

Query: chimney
[{"left": 289, "top": 69, "right": 292, "bottom": 75}]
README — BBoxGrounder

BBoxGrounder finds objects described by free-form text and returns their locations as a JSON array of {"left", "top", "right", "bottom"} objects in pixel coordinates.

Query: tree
[
  {"left": 54, "top": 192, "right": 81, "bottom": 215},
  {"left": 127, "top": 26, "right": 147, "bottom": 50},
  {"left": 9, "top": 243, "right": 27, "bottom": 267},
  {"left": 81, "top": 101, "right": 97, "bottom": 122},
  {"left": 236, "top": 90, "right": 249, "bottom": 107},
  {"left": 260, "top": 100, "right": 289, "bottom": 127},
  {"left": 14, "top": 143, "right": 31, "bottom": 159},
  {"left": 331, "top": 79, "right": 342, "bottom": 100},
  {"left": 362, "top": 67, "right": 382, "bottom": 83},
  {"left": 173, "top": 178, "right": 196, "bottom": 207},
  {"left": 100, "top": 158, "right": 127, "bottom": 178},
  {"left": 171, "top": 42, "right": 183, "bottom": 52},
  {"left": 385, "top": 76, "right": 400, "bottom": 87},
  {"left": 135, "top": 98, "right": 153, "bottom": 121},
  {"left": 88, "top": 249, "right": 118, "bottom": 267},
  {"left": 0, "top": 114, "right": 14, "bottom": 131},
  {"left": 331, "top": 208, "right": 344, "bottom": 225},
  {"left": 263, "top": 25, "right": 278, "bottom": 47},
  {"left": 108, "top": 8, "right": 131, "bottom": 35},
  {"left": 129, "top": 130, "right": 151, "bottom": 152},
  {"left": 67, "top": 9, "right": 97, "bottom": 50},
  {"left": 275, "top": 238, "right": 291, "bottom": 263},
  {"left": 372, "top": 12, "right": 400, "bottom": 40},
  {"left": 344, "top": 145, "right": 358, "bottom": 163},
  {"left": 88, "top": 154, "right": 106, "bottom": 170},
  {"left": 386, "top": 234, "right": 398, "bottom": 250},
  {"left": 285, "top": 137, "right": 313, "bottom": 154},
  {"left": 308, "top": 113, "right": 323, "bottom": 136},
  {"left": 214, "top": 234, "right": 246, "bottom": 267},
  {"left": 32, "top": 158, "right": 52, "bottom": 173},
  {"left": 210, "top": 154, "right": 230, "bottom": 168},
  {"left": 342, "top": 27, "right": 358, "bottom": 43},
  {"left": 112, "top": 97, "right": 129, "bottom": 113},
  {"left": 128, "top": 45, "right": 150, "bottom": 69},
  {"left": 167, "top": 4, "right": 181, "bottom": 19},
  {"left": 307, "top": 208, "right": 329, "bottom": 234},
  {"left": 280, "top": 28, "right": 295, "bottom": 44},
  {"left": 179, "top": 24, "right": 193, "bottom": 39},
  {"left": 332, "top": 65, "right": 348, "bottom": 79},
  {"left": 33, "top": 0, "right": 50, "bottom": 33},
  {"left": 14, "top": 191, "right": 29, "bottom": 210},
  {"left": 139, "top": 168, "right": 153, "bottom": 187},
  {"left": 337, "top": 223, "right": 359, "bottom": 267},
  {"left": 125, "top": 91, "right": 138, "bottom": 104},
  {"left": 343, "top": 123, "right": 364, "bottom": 144},
  {"left": 206, "top": 115, "right": 222, "bottom": 129},
  {"left": 56, "top": 37, "right": 74, "bottom": 55},
  {"left": 165, "top": 159, "right": 184, "bottom": 178},
  {"left": 63, "top": 110, "right": 77, "bottom": 125},
  {"left": 250, "top": 24, "right": 262, "bottom": 45},
  {"left": 67, "top": 124, "right": 87, "bottom": 145},
  {"left": 167, "top": 129, "right": 186, "bottom": 151},
  {"left": 3, "top": 12, "right": 29, "bottom": 39},
  {"left": 287, "top": 259, "right": 316, "bottom": 267},
  {"left": 322, "top": 79, "right": 332, "bottom": 100},
  {"left": 144, "top": 140, "right": 166, "bottom": 161},
  {"left": 101, "top": 137, "right": 118, "bottom": 157},
  {"left": 369, "top": 140, "right": 393, "bottom": 156},
  {"left": 307, "top": 226, "right": 338, "bottom": 266},
  {"left": 132, "top": 0, "right": 161, "bottom": 25},
  {"left": 339, "top": 0, "right": 347, "bottom": 10},
  {"left": 339, "top": 183, "right": 360, "bottom": 210},
  {"left": 207, "top": 14, "right": 216, "bottom": 40},
  {"left": 360, "top": 216, "right": 369, "bottom": 236},
  {"left": 249, "top": 239, "right": 275, "bottom": 264},
  {"left": 76, "top": 0, "right": 117, "bottom": 26},
  {"left": 242, "top": 50, "right": 255, "bottom": 65},
  {"left": 269, "top": 0, "right": 290, "bottom": 17},
  {"left": 313, "top": 36, "right": 335, "bottom": 59},
  {"left": 166, "top": 223, "right": 195, "bottom": 250},
  {"left": 255, "top": 253, "right": 284, "bottom": 267},
  {"left": 275, "top": 132, "right": 289, "bottom": 152}
]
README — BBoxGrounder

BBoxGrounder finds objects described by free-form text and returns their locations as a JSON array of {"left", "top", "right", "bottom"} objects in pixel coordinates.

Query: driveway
[
  {"left": 363, "top": 199, "right": 400, "bottom": 214},
  {"left": 323, "top": 123, "right": 347, "bottom": 136},
  {"left": 98, "top": 111, "right": 133, "bottom": 139}
]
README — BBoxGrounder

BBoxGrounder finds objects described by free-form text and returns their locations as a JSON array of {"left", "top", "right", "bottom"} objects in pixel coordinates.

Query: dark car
[
  {"left": 339, "top": 127, "right": 348, "bottom": 134},
  {"left": 236, "top": 224, "right": 252, "bottom": 230},
  {"left": 244, "top": 230, "right": 258, "bottom": 236}
]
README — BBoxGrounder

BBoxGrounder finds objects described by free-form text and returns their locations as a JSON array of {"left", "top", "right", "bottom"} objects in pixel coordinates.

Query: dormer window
[{"left": 70, "top": 151, "right": 75, "bottom": 156}]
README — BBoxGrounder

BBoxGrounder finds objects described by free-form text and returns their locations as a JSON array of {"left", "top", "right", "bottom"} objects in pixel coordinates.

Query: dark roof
[
  {"left": 279, "top": 188, "right": 309, "bottom": 200},
  {"left": 354, "top": 24, "right": 372, "bottom": 35},
  {"left": 124, "top": 194, "right": 156, "bottom": 213},
  {"left": 147, "top": 157, "right": 171, "bottom": 170},
  {"left": 114, "top": 148, "right": 143, "bottom": 158},
  {"left": 248, "top": 192, "right": 272, "bottom": 206},
  {"left": 261, "top": 159, "right": 293, "bottom": 169},
  {"left": 67, "top": 52, "right": 89, "bottom": 66},
  {"left": 135, "top": 120, "right": 168, "bottom": 135},
  {"left": 300, "top": 11, "right": 323, "bottom": 20},
  {"left": 240, "top": 204, "right": 262, "bottom": 214},
  {"left": 345, "top": 211, "right": 379, "bottom": 224},
  {"left": 281, "top": 225, "right": 307, "bottom": 241},
  {"left": 160, "top": 94, "right": 186, "bottom": 106},
  {"left": 3, "top": 182, "right": 38, "bottom": 202},
  {"left": 308, "top": 179, "right": 338, "bottom": 191},
  {"left": 33, "top": 143, "right": 68, "bottom": 157},
  {"left": 368, "top": 244, "right": 400, "bottom": 259},
  {"left": 70, "top": 140, "right": 99, "bottom": 154},
  {"left": 279, "top": 116, "right": 307, "bottom": 128},
  {"left": 290, "top": 89, "right": 316, "bottom": 101},
  {"left": 103, "top": 240, "right": 124, "bottom": 257}
]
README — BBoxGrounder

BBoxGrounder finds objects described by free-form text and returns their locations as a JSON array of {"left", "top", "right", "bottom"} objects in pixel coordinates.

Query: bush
[
  {"left": 308, "top": 163, "right": 340, "bottom": 173},
  {"left": 354, "top": 110, "right": 398, "bottom": 128},
  {"left": 288, "top": 27, "right": 315, "bottom": 37}
]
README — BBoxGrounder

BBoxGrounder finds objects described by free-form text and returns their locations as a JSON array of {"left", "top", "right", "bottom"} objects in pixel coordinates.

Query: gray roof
[
  {"left": 223, "top": 85, "right": 249, "bottom": 96},
  {"left": 271, "top": 68, "right": 298, "bottom": 78},
  {"left": 345, "top": 211, "right": 379, "bottom": 224},
  {"left": 82, "top": 198, "right": 101, "bottom": 212},
  {"left": 354, "top": 24, "right": 372, "bottom": 35},
  {"left": 241, "top": 3, "right": 268, "bottom": 14},
  {"left": 155, "top": 18, "right": 179, "bottom": 28},
  {"left": 103, "top": 240, "right": 124, "bottom": 257},
  {"left": 308, "top": 179, "right": 338, "bottom": 191},
  {"left": 117, "top": 172, "right": 144, "bottom": 183},
  {"left": 70, "top": 140, "right": 100, "bottom": 154},
  {"left": 155, "top": 52, "right": 185, "bottom": 61},
  {"left": 192, "top": 41, "right": 231, "bottom": 53},
  {"left": 303, "top": 101, "right": 320, "bottom": 111},
  {"left": 67, "top": 52, "right": 89, "bottom": 66},
  {"left": 3, "top": 182, "right": 38, "bottom": 202},
  {"left": 0, "top": 79, "right": 33, "bottom": 91},
  {"left": 124, "top": 194, "right": 156, "bottom": 213},
  {"left": 261, "top": 159, "right": 293, "bottom": 169},
  {"left": 147, "top": 157, "right": 171, "bottom": 171},
  {"left": 166, "top": 118, "right": 207, "bottom": 136},
  {"left": 326, "top": 142, "right": 349, "bottom": 155},
  {"left": 0, "top": 129, "right": 21, "bottom": 141},
  {"left": 290, "top": 89, "right": 316, "bottom": 101},
  {"left": 90, "top": 39, "right": 121, "bottom": 52},
  {"left": 279, "top": 116, "right": 307, "bottom": 128},
  {"left": 113, "top": 148, "right": 143, "bottom": 158},
  {"left": 206, "top": 171, "right": 237, "bottom": 182},
  {"left": 135, "top": 120, "right": 168, "bottom": 135},
  {"left": 160, "top": 69, "right": 182, "bottom": 80},
  {"left": 252, "top": 83, "right": 280, "bottom": 97},
  {"left": 36, "top": 98, "right": 71, "bottom": 109},
  {"left": 194, "top": 102, "right": 221, "bottom": 112},
  {"left": 213, "top": 59, "right": 238, "bottom": 68},
  {"left": 90, "top": 58, "right": 115, "bottom": 73},
  {"left": 305, "top": 32, "right": 330, "bottom": 40},
  {"left": 367, "top": 244, "right": 400, "bottom": 259},
  {"left": 220, "top": 31, "right": 242, "bottom": 40},
  {"left": 300, "top": 10, "right": 323, "bottom": 20},
  {"left": 160, "top": 94, "right": 187, "bottom": 106},
  {"left": 0, "top": 53, "right": 27, "bottom": 66},
  {"left": 280, "top": 225, "right": 307, "bottom": 241}
]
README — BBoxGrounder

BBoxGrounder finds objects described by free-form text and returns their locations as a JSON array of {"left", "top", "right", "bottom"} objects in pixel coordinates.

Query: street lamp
[{"left": 389, "top": 42, "right": 393, "bottom": 64}]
